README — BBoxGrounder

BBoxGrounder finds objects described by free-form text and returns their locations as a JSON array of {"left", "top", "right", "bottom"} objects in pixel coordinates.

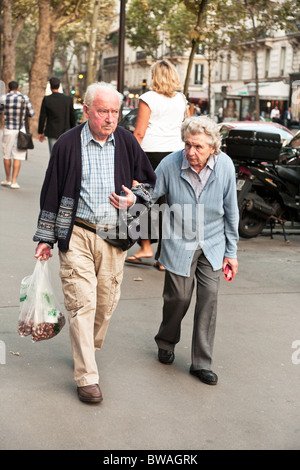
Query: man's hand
[
  {"left": 35, "top": 243, "right": 53, "bottom": 261},
  {"left": 38, "top": 134, "right": 45, "bottom": 143},
  {"left": 109, "top": 185, "right": 135, "bottom": 209}
]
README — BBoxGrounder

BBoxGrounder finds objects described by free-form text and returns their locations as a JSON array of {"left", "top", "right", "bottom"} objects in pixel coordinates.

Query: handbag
[
  {"left": 98, "top": 183, "right": 153, "bottom": 251},
  {"left": 17, "top": 97, "right": 34, "bottom": 150}
]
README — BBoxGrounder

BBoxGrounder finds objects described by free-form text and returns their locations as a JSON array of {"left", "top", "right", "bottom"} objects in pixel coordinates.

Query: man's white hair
[{"left": 84, "top": 82, "right": 123, "bottom": 108}]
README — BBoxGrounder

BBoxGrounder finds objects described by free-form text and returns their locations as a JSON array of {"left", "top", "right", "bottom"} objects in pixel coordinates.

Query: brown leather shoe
[{"left": 77, "top": 384, "right": 103, "bottom": 403}]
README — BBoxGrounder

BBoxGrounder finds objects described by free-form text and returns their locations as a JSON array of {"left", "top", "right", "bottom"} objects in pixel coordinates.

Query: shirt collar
[{"left": 81, "top": 121, "right": 115, "bottom": 147}]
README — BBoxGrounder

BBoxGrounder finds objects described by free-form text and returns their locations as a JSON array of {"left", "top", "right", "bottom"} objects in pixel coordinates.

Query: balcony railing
[{"left": 103, "top": 56, "right": 118, "bottom": 66}]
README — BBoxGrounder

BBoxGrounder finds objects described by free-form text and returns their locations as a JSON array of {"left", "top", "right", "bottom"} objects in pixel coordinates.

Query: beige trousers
[{"left": 59, "top": 224, "right": 126, "bottom": 387}]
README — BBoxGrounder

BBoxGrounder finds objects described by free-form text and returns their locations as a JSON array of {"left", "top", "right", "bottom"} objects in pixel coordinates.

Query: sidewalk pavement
[{"left": 0, "top": 138, "right": 300, "bottom": 451}]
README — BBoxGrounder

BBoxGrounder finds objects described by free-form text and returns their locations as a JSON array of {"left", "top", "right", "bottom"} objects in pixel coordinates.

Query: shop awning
[
  {"left": 188, "top": 90, "right": 208, "bottom": 100},
  {"left": 229, "top": 81, "right": 289, "bottom": 100}
]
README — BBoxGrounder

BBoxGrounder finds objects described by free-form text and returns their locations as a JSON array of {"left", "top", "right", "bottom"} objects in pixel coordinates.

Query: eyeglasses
[
  {"left": 85, "top": 105, "right": 119, "bottom": 118},
  {"left": 97, "top": 109, "right": 119, "bottom": 117}
]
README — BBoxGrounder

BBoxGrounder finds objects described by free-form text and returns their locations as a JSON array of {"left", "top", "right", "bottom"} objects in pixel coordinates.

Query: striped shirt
[
  {"left": 0, "top": 91, "right": 35, "bottom": 130},
  {"left": 76, "top": 122, "right": 117, "bottom": 226},
  {"left": 182, "top": 153, "right": 218, "bottom": 199}
]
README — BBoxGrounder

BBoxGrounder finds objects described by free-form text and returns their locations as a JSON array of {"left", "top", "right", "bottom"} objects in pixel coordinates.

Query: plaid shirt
[
  {"left": 76, "top": 122, "right": 117, "bottom": 226},
  {"left": 0, "top": 91, "right": 35, "bottom": 130}
]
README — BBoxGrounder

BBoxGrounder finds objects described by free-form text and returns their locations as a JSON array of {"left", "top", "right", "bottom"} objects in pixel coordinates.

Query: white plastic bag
[{"left": 18, "top": 260, "right": 65, "bottom": 342}]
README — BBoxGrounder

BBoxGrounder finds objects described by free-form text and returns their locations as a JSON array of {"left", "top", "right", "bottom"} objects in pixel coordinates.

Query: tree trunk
[
  {"left": 245, "top": 0, "right": 260, "bottom": 119},
  {"left": 183, "top": 0, "right": 208, "bottom": 97},
  {"left": 86, "top": 0, "right": 100, "bottom": 87},
  {"left": 29, "top": 0, "right": 54, "bottom": 137},
  {"left": 2, "top": 0, "right": 25, "bottom": 86},
  {"left": 184, "top": 39, "right": 198, "bottom": 97},
  {"left": 253, "top": 47, "right": 260, "bottom": 120}
]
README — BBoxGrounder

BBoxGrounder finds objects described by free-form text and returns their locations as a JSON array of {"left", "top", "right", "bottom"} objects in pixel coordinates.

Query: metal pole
[{"left": 117, "top": 0, "right": 126, "bottom": 95}]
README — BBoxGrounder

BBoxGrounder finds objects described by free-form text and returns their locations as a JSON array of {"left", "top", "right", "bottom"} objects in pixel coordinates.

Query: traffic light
[
  {"left": 78, "top": 73, "right": 84, "bottom": 80},
  {"left": 142, "top": 79, "right": 147, "bottom": 92},
  {"left": 71, "top": 88, "right": 75, "bottom": 95}
]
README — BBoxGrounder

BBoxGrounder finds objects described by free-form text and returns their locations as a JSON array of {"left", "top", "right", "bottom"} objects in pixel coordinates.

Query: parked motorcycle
[
  {"left": 226, "top": 129, "right": 300, "bottom": 239},
  {"left": 279, "top": 130, "right": 300, "bottom": 175}
]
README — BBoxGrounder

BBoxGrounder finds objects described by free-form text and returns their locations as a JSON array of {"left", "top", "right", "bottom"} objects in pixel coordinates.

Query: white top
[
  {"left": 139, "top": 90, "right": 186, "bottom": 152},
  {"left": 270, "top": 107, "right": 280, "bottom": 119}
]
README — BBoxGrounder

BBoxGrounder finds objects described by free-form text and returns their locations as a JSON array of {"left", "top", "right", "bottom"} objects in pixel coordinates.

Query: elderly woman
[{"left": 153, "top": 116, "right": 239, "bottom": 385}]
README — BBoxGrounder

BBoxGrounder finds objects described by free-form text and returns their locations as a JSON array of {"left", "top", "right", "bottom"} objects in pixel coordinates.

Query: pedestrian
[
  {"left": 223, "top": 99, "right": 239, "bottom": 120},
  {"left": 38, "top": 77, "right": 76, "bottom": 154},
  {"left": 125, "top": 59, "right": 188, "bottom": 271},
  {"left": 270, "top": 105, "right": 281, "bottom": 123},
  {"left": 0, "top": 80, "right": 35, "bottom": 189},
  {"left": 33, "top": 82, "right": 156, "bottom": 404},
  {"left": 153, "top": 116, "right": 239, "bottom": 385},
  {"left": 217, "top": 105, "right": 223, "bottom": 123},
  {"left": 284, "top": 106, "right": 293, "bottom": 129}
]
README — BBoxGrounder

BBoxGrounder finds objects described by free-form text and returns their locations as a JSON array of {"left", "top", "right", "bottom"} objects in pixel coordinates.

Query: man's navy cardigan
[{"left": 33, "top": 123, "right": 156, "bottom": 252}]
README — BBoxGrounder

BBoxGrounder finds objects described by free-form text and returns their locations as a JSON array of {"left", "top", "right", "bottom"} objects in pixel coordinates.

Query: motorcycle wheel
[{"left": 238, "top": 200, "right": 267, "bottom": 238}]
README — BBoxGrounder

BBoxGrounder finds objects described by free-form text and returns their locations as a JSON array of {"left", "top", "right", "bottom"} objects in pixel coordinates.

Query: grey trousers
[{"left": 155, "top": 249, "right": 221, "bottom": 370}]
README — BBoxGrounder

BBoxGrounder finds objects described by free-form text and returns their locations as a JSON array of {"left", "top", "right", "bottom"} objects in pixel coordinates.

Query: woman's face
[{"left": 184, "top": 133, "right": 215, "bottom": 172}]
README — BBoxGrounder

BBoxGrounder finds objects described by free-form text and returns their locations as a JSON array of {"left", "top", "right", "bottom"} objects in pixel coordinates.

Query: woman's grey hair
[
  {"left": 181, "top": 116, "right": 222, "bottom": 156},
  {"left": 84, "top": 82, "right": 123, "bottom": 107}
]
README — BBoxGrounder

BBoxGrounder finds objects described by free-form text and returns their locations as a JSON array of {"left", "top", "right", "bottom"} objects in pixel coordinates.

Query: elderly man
[
  {"left": 33, "top": 82, "right": 156, "bottom": 403},
  {"left": 153, "top": 116, "right": 239, "bottom": 386}
]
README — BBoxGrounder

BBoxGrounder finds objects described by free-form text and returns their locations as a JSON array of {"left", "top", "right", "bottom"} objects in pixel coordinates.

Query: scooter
[{"left": 226, "top": 129, "right": 300, "bottom": 239}]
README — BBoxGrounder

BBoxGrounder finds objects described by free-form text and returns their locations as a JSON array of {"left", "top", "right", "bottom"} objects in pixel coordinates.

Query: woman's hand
[{"left": 222, "top": 257, "right": 238, "bottom": 280}]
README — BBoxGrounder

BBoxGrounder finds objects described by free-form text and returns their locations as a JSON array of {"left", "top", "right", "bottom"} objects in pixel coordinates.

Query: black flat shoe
[
  {"left": 190, "top": 368, "right": 218, "bottom": 385},
  {"left": 158, "top": 348, "right": 175, "bottom": 364}
]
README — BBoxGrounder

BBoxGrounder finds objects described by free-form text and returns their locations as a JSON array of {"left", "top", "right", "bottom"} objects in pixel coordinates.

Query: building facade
[
  {"left": 212, "top": 29, "right": 300, "bottom": 124},
  {"left": 100, "top": 33, "right": 209, "bottom": 114},
  {"left": 99, "top": 24, "right": 300, "bottom": 125}
]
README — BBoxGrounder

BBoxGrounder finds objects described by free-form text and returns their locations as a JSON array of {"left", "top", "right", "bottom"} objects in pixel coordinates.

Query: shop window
[
  {"left": 265, "top": 49, "right": 270, "bottom": 78},
  {"left": 194, "top": 64, "right": 204, "bottom": 85}
]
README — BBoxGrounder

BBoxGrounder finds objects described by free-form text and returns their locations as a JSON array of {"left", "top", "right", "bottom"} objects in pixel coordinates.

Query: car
[
  {"left": 121, "top": 106, "right": 133, "bottom": 118},
  {"left": 73, "top": 103, "right": 83, "bottom": 125},
  {"left": 118, "top": 108, "right": 138, "bottom": 132},
  {"left": 218, "top": 121, "right": 294, "bottom": 154}
]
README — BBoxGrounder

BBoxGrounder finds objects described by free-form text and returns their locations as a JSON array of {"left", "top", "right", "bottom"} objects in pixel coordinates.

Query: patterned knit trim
[
  {"left": 56, "top": 196, "right": 75, "bottom": 239},
  {"left": 33, "top": 196, "right": 75, "bottom": 243}
]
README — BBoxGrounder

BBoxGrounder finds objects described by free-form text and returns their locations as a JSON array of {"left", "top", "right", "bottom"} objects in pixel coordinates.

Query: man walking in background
[
  {"left": 0, "top": 80, "right": 35, "bottom": 189},
  {"left": 38, "top": 77, "right": 76, "bottom": 153}
]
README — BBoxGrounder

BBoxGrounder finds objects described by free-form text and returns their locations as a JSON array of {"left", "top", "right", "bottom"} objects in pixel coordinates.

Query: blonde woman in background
[{"left": 125, "top": 59, "right": 188, "bottom": 271}]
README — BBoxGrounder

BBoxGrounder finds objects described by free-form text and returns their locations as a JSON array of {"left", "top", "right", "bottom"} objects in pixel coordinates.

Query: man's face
[{"left": 83, "top": 89, "right": 120, "bottom": 141}]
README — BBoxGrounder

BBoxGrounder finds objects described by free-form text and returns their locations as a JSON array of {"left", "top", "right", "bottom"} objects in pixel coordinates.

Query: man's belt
[{"left": 74, "top": 218, "right": 111, "bottom": 234}]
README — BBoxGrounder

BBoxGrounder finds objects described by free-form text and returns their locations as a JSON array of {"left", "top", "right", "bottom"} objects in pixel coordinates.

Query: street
[{"left": 0, "top": 139, "right": 300, "bottom": 451}]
